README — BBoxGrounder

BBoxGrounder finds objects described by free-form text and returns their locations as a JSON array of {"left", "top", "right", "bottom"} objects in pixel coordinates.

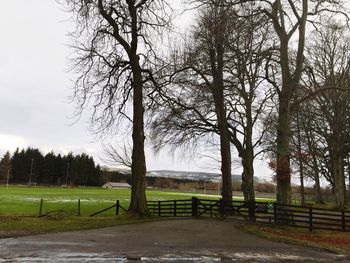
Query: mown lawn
[
  {"left": 0, "top": 186, "right": 222, "bottom": 237},
  {"left": 0, "top": 186, "right": 277, "bottom": 238},
  {"left": 0, "top": 186, "right": 275, "bottom": 216},
  {"left": 0, "top": 186, "right": 223, "bottom": 216}
]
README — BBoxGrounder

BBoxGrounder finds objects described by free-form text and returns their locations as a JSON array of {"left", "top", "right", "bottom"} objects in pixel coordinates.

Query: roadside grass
[{"left": 242, "top": 223, "right": 350, "bottom": 255}]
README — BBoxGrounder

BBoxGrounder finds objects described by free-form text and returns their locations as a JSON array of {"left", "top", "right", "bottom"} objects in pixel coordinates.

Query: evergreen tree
[
  {"left": 9, "top": 148, "right": 101, "bottom": 186},
  {"left": 24, "top": 148, "right": 44, "bottom": 185},
  {"left": 0, "top": 151, "right": 11, "bottom": 183},
  {"left": 11, "top": 148, "right": 26, "bottom": 183}
]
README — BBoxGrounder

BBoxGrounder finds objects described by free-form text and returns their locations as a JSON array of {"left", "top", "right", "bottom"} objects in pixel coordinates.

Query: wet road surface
[{"left": 0, "top": 219, "right": 348, "bottom": 262}]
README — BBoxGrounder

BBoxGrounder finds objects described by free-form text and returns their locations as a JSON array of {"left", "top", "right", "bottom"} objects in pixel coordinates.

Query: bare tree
[
  {"left": 151, "top": 1, "right": 234, "bottom": 202},
  {"left": 223, "top": 0, "right": 349, "bottom": 209},
  {"left": 289, "top": 111, "right": 306, "bottom": 206},
  {"left": 61, "top": 0, "right": 171, "bottom": 216},
  {"left": 302, "top": 22, "right": 350, "bottom": 209},
  {"left": 151, "top": 3, "right": 274, "bottom": 206},
  {"left": 225, "top": 10, "right": 275, "bottom": 204},
  {"left": 302, "top": 119, "right": 325, "bottom": 204}
]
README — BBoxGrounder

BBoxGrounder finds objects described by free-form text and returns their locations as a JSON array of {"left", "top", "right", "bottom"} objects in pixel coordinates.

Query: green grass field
[
  {"left": 0, "top": 186, "right": 275, "bottom": 216},
  {"left": 0, "top": 186, "right": 222, "bottom": 216}
]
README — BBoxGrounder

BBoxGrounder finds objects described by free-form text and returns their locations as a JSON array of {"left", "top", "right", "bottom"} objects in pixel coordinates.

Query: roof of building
[{"left": 103, "top": 182, "right": 131, "bottom": 188}]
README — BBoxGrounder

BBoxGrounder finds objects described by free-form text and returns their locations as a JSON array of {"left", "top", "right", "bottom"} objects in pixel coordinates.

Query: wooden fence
[
  {"left": 147, "top": 197, "right": 350, "bottom": 232},
  {"left": 90, "top": 200, "right": 127, "bottom": 217},
  {"left": 40, "top": 196, "right": 349, "bottom": 232},
  {"left": 37, "top": 199, "right": 127, "bottom": 217}
]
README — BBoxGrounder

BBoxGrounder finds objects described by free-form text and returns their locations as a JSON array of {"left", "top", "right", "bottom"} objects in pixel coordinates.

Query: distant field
[
  {"left": 0, "top": 186, "right": 216, "bottom": 216},
  {"left": 0, "top": 186, "right": 274, "bottom": 216}
]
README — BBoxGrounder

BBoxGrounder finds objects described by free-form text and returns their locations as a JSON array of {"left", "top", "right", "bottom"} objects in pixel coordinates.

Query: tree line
[
  {"left": 58, "top": 0, "right": 349, "bottom": 216},
  {"left": 0, "top": 148, "right": 101, "bottom": 186}
]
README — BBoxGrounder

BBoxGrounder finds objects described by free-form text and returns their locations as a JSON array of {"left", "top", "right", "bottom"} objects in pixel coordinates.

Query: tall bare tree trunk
[
  {"left": 209, "top": 6, "right": 232, "bottom": 202},
  {"left": 241, "top": 146, "right": 255, "bottom": 220},
  {"left": 216, "top": 102, "right": 233, "bottom": 202},
  {"left": 241, "top": 108, "right": 255, "bottom": 203},
  {"left": 296, "top": 113, "right": 305, "bottom": 206},
  {"left": 129, "top": 57, "right": 148, "bottom": 216},
  {"left": 211, "top": 59, "right": 233, "bottom": 202},
  {"left": 274, "top": 0, "right": 307, "bottom": 208},
  {"left": 298, "top": 158, "right": 305, "bottom": 206},
  {"left": 331, "top": 143, "right": 346, "bottom": 210},
  {"left": 312, "top": 154, "right": 324, "bottom": 204},
  {"left": 241, "top": 151, "right": 255, "bottom": 202},
  {"left": 348, "top": 157, "right": 350, "bottom": 202},
  {"left": 276, "top": 94, "right": 292, "bottom": 206}
]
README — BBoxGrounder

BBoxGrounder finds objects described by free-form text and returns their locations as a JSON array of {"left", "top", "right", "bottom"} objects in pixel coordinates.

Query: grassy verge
[
  {"left": 0, "top": 214, "right": 157, "bottom": 239},
  {"left": 242, "top": 223, "right": 350, "bottom": 255}
]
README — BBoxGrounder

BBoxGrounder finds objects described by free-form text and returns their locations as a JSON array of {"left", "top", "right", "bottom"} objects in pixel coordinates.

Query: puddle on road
[
  {"left": 0, "top": 253, "right": 126, "bottom": 263},
  {"left": 0, "top": 252, "right": 347, "bottom": 262},
  {"left": 0, "top": 257, "right": 219, "bottom": 263}
]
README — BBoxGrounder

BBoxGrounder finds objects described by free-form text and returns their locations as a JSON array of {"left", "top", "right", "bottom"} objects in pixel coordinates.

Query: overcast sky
[{"left": 0, "top": 1, "right": 272, "bottom": 178}]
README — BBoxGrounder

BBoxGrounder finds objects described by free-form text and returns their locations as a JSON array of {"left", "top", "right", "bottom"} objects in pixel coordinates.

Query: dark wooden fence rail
[
  {"left": 147, "top": 199, "right": 193, "bottom": 217},
  {"left": 51, "top": 196, "right": 348, "bottom": 232},
  {"left": 90, "top": 200, "right": 127, "bottom": 216},
  {"left": 147, "top": 197, "right": 350, "bottom": 232},
  {"left": 273, "top": 203, "right": 350, "bottom": 232}
]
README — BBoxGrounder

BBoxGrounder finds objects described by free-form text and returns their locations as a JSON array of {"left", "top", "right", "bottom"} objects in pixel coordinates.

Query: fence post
[
  {"left": 78, "top": 199, "right": 81, "bottom": 216},
  {"left": 116, "top": 200, "right": 120, "bottom": 216},
  {"left": 174, "top": 200, "right": 177, "bottom": 217},
  {"left": 192, "top": 197, "right": 198, "bottom": 217},
  {"left": 341, "top": 211, "right": 346, "bottom": 231},
  {"left": 308, "top": 207, "right": 313, "bottom": 232},
  {"left": 158, "top": 200, "right": 161, "bottom": 217},
  {"left": 39, "top": 198, "right": 43, "bottom": 216}
]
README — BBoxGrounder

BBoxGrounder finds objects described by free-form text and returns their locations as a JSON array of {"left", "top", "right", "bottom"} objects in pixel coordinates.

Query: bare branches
[
  {"left": 102, "top": 142, "right": 132, "bottom": 168},
  {"left": 61, "top": 0, "right": 172, "bottom": 137},
  {"left": 60, "top": 0, "right": 173, "bottom": 214},
  {"left": 149, "top": 3, "right": 274, "bottom": 201}
]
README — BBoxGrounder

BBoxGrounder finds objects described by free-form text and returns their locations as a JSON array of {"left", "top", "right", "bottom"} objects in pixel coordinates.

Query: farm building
[{"left": 102, "top": 182, "right": 131, "bottom": 189}]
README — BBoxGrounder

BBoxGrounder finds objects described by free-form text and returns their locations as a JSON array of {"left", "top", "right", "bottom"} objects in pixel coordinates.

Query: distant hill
[
  {"left": 147, "top": 170, "right": 245, "bottom": 182},
  {"left": 107, "top": 167, "right": 262, "bottom": 183}
]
